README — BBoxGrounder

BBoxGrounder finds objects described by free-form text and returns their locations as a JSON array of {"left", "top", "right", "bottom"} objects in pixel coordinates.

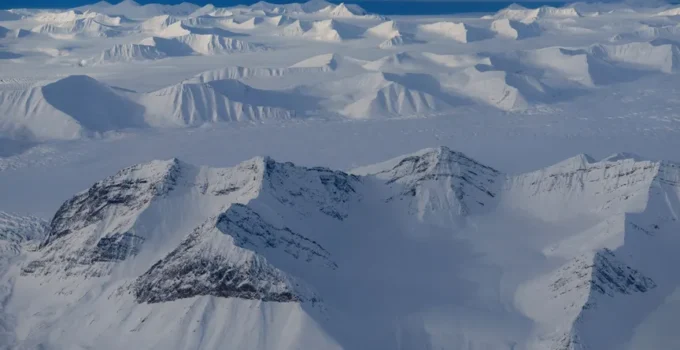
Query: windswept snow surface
[{"left": 4, "top": 1, "right": 680, "bottom": 350}]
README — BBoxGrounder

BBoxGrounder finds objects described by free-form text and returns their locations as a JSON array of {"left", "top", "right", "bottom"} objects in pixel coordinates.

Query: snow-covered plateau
[{"left": 3, "top": 0, "right": 680, "bottom": 349}]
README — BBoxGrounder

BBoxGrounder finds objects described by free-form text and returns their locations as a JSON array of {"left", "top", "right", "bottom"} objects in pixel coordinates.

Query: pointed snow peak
[
  {"left": 396, "top": 146, "right": 500, "bottom": 180},
  {"left": 328, "top": 3, "right": 354, "bottom": 16},
  {"left": 254, "top": 157, "right": 360, "bottom": 220},
  {"left": 119, "top": 0, "right": 141, "bottom": 6},
  {"left": 90, "top": 157, "right": 184, "bottom": 200},
  {"left": 302, "top": 0, "right": 334, "bottom": 13},
  {"left": 354, "top": 146, "right": 500, "bottom": 189},
  {"left": 190, "top": 4, "right": 215, "bottom": 17},
  {"left": 507, "top": 3, "right": 528, "bottom": 10},
  {"left": 112, "top": 158, "right": 182, "bottom": 184},
  {"left": 354, "top": 146, "right": 500, "bottom": 180},
  {"left": 366, "top": 20, "right": 399, "bottom": 39},
  {"left": 353, "top": 147, "right": 501, "bottom": 222}
]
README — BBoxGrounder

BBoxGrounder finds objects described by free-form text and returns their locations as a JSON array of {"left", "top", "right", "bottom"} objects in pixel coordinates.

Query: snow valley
[{"left": 3, "top": 1, "right": 680, "bottom": 350}]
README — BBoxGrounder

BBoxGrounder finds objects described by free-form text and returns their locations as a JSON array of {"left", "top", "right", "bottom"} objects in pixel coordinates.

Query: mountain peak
[
  {"left": 25, "top": 155, "right": 357, "bottom": 278},
  {"left": 40, "top": 157, "right": 182, "bottom": 250},
  {"left": 353, "top": 147, "right": 501, "bottom": 223},
  {"left": 118, "top": 0, "right": 141, "bottom": 7},
  {"left": 355, "top": 146, "right": 498, "bottom": 183}
]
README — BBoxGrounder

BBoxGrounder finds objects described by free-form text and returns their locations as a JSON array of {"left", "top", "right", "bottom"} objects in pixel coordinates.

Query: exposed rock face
[
  {"left": 133, "top": 219, "right": 307, "bottom": 304},
  {"left": 21, "top": 155, "right": 353, "bottom": 303},
  {"left": 42, "top": 158, "right": 181, "bottom": 248},
  {"left": 550, "top": 248, "right": 656, "bottom": 303},
  {"left": 218, "top": 204, "right": 337, "bottom": 268},
  {"left": 0, "top": 212, "right": 48, "bottom": 258},
  {"left": 132, "top": 201, "right": 339, "bottom": 303},
  {"left": 261, "top": 158, "right": 360, "bottom": 221},
  {"left": 24, "top": 159, "right": 181, "bottom": 277},
  {"left": 92, "top": 232, "right": 146, "bottom": 262}
]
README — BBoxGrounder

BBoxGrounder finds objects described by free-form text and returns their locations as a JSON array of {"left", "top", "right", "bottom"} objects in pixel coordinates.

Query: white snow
[
  {"left": 364, "top": 20, "right": 400, "bottom": 39},
  {"left": 490, "top": 19, "right": 541, "bottom": 40},
  {"left": 417, "top": 21, "right": 491, "bottom": 43},
  {"left": 657, "top": 7, "right": 680, "bottom": 17},
  {"left": 3, "top": 1, "right": 680, "bottom": 349},
  {"left": 484, "top": 4, "right": 581, "bottom": 23},
  {"left": 94, "top": 43, "right": 167, "bottom": 63},
  {"left": 139, "top": 14, "right": 180, "bottom": 33}
]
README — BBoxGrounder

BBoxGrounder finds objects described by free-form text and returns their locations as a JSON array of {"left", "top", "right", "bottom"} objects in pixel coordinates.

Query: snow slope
[
  {"left": 137, "top": 80, "right": 295, "bottom": 126},
  {"left": 139, "top": 14, "right": 180, "bottom": 33},
  {"left": 4, "top": 146, "right": 680, "bottom": 350},
  {"left": 279, "top": 19, "right": 362, "bottom": 42},
  {"left": 440, "top": 64, "right": 552, "bottom": 111},
  {"left": 0, "top": 75, "right": 146, "bottom": 140},
  {"left": 140, "top": 34, "right": 267, "bottom": 56},
  {"left": 484, "top": 4, "right": 581, "bottom": 23},
  {"left": 94, "top": 43, "right": 167, "bottom": 63},
  {"left": 490, "top": 19, "right": 541, "bottom": 40},
  {"left": 31, "top": 18, "right": 122, "bottom": 38}
]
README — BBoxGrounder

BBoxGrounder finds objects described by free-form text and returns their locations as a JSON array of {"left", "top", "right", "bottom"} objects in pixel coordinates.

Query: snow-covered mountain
[
  {"left": 0, "top": 75, "right": 146, "bottom": 140},
  {"left": 0, "top": 212, "right": 47, "bottom": 256},
  {"left": 3, "top": 0, "right": 679, "bottom": 146},
  {"left": 0, "top": 74, "right": 303, "bottom": 140},
  {"left": 31, "top": 17, "right": 122, "bottom": 38},
  {"left": 417, "top": 21, "right": 492, "bottom": 43},
  {"left": 139, "top": 34, "right": 267, "bottom": 56},
  {"left": 4, "top": 1, "right": 680, "bottom": 349},
  {"left": 4, "top": 146, "right": 680, "bottom": 349},
  {"left": 137, "top": 80, "right": 296, "bottom": 126},
  {"left": 94, "top": 43, "right": 167, "bottom": 63},
  {"left": 76, "top": 0, "right": 199, "bottom": 19}
]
